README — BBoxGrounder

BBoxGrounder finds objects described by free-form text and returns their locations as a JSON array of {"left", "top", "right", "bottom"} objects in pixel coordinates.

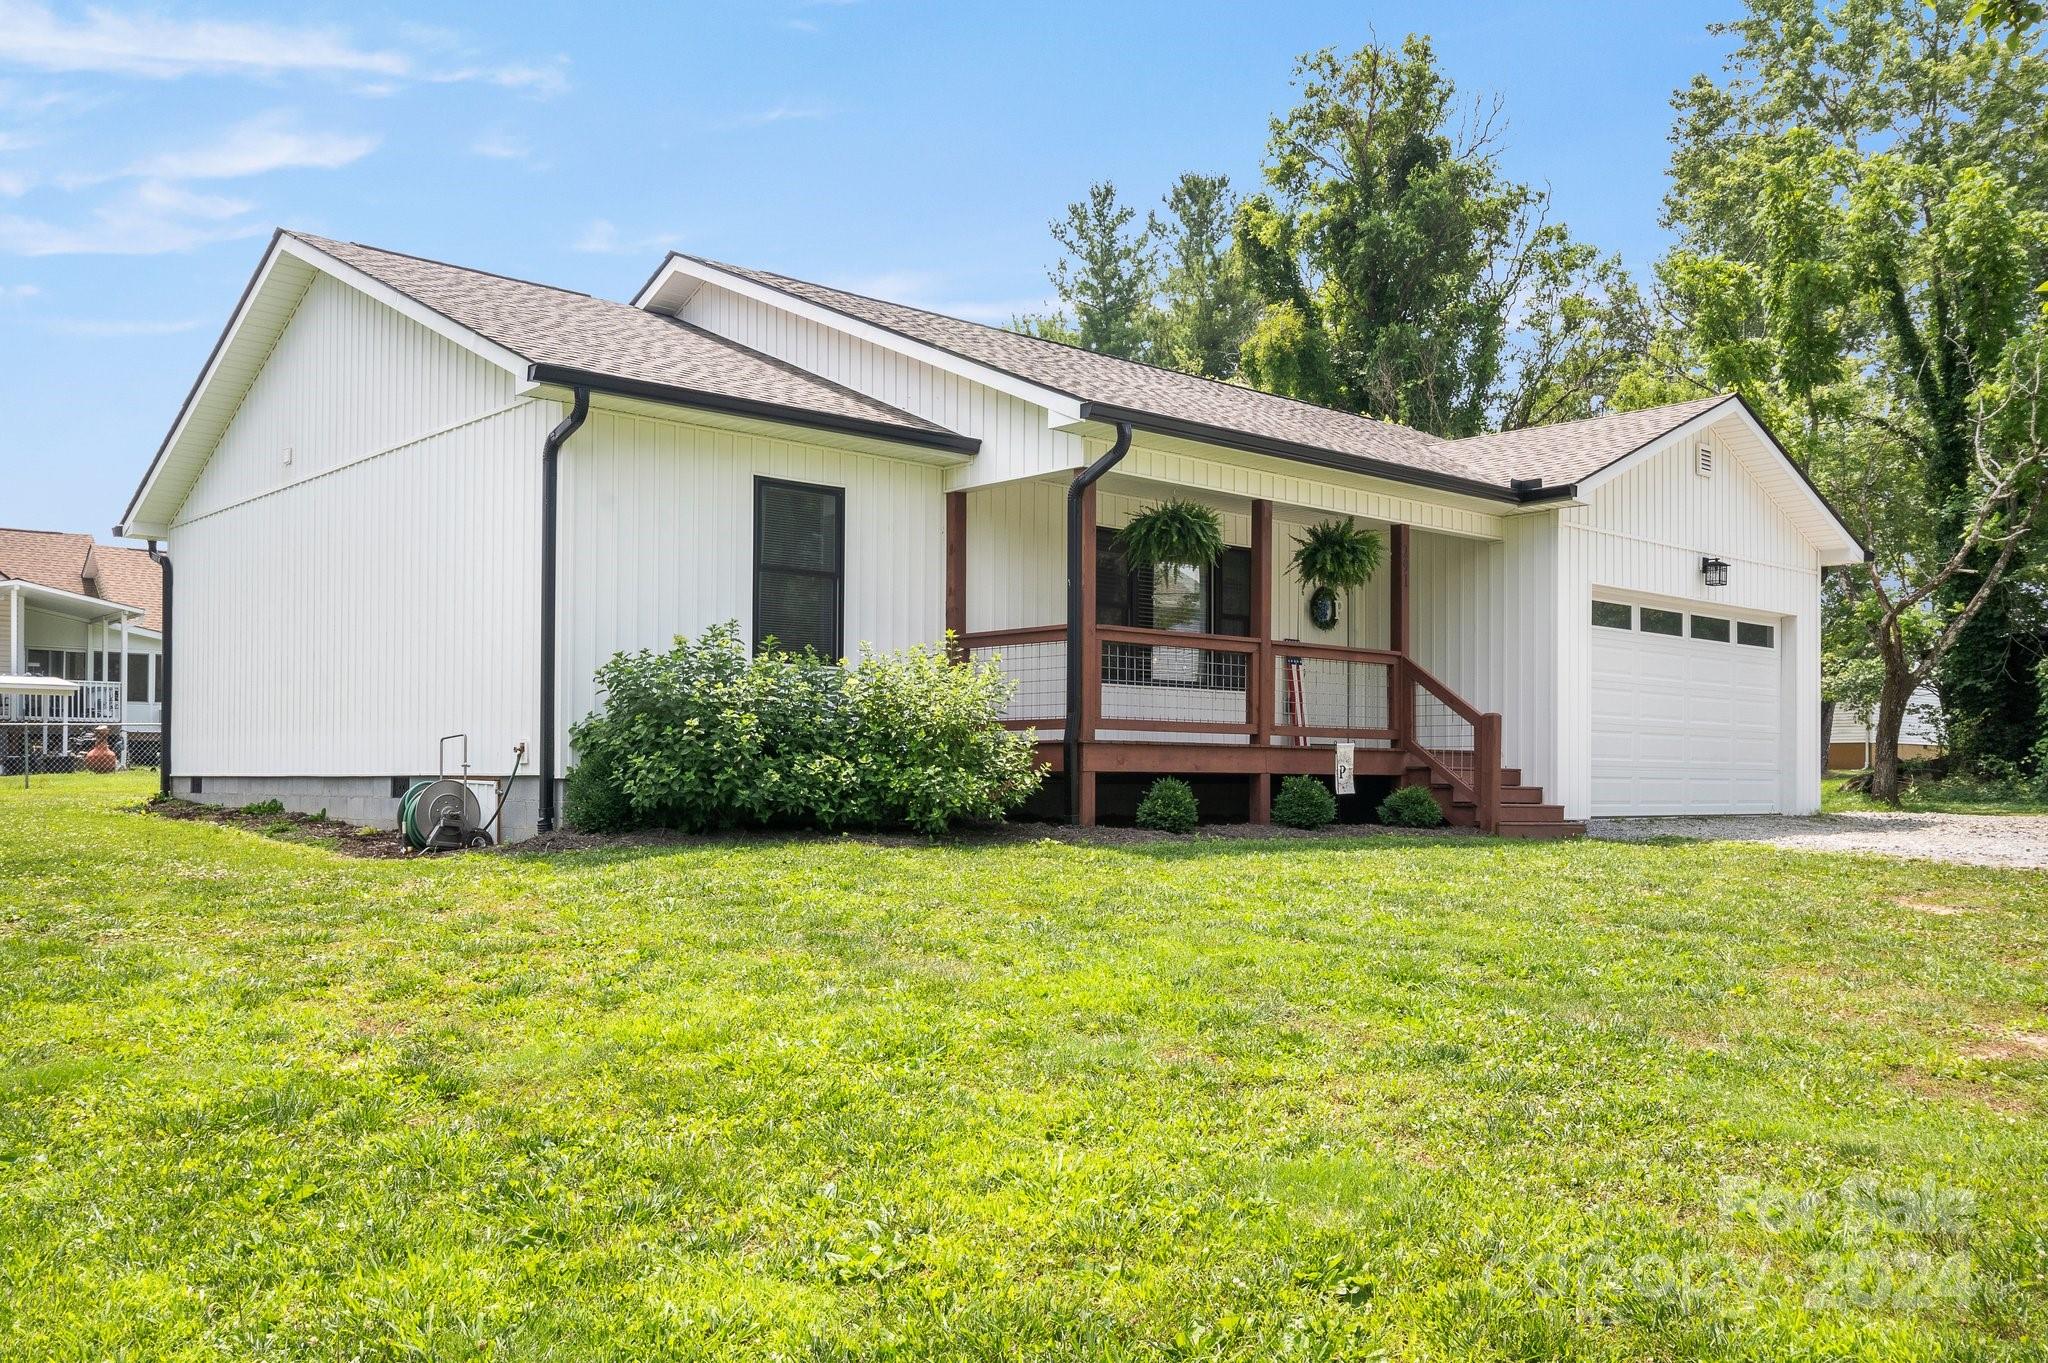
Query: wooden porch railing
[{"left": 960, "top": 622, "right": 1505, "bottom": 832}]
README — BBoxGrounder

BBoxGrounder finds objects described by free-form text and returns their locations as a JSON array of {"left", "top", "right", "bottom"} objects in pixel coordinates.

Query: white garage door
[{"left": 1590, "top": 598, "right": 1783, "bottom": 815}]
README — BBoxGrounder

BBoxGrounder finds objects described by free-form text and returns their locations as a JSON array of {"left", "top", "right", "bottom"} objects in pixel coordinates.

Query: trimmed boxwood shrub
[
  {"left": 1134, "top": 777, "right": 1200, "bottom": 834},
  {"left": 565, "top": 622, "right": 1042, "bottom": 835},
  {"left": 1271, "top": 775, "right": 1337, "bottom": 829},
  {"left": 1377, "top": 784, "right": 1445, "bottom": 828}
]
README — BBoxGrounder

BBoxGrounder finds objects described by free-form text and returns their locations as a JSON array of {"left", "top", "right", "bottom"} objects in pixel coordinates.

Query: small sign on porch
[{"left": 1334, "top": 741, "right": 1355, "bottom": 796}]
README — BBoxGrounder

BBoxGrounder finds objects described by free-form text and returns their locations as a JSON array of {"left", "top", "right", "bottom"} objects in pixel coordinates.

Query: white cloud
[
  {"left": 469, "top": 129, "right": 531, "bottom": 162},
  {"left": 0, "top": 3, "right": 566, "bottom": 93},
  {"left": 48, "top": 314, "right": 202, "bottom": 336},
  {"left": 0, "top": 1, "right": 409, "bottom": 79},
  {"left": 0, "top": 177, "right": 259, "bottom": 255},
  {"left": 0, "top": 280, "right": 35, "bottom": 299},
  {"left": 718, "top": 102, "right": 830, "bottom": 129},
  {"left": 0, "top": 168, "right": 28, "bottom": 196},
  {"left": 128, "top": 111, "right": 377, "bottom": 180},
  {"left": 572, "top": 218, "right": 681, "bottom": 255}
]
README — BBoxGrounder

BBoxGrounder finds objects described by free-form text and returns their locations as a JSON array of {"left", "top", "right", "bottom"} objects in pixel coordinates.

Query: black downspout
[
  {"left": 1065, "top": 420, "right": 1133, "bottom": 822},
  {"left": 537, "top": 386, "right": 590, "bottom": 834},
  {"left": 147, "top": 540, "right": 171, "bottom": 800}
]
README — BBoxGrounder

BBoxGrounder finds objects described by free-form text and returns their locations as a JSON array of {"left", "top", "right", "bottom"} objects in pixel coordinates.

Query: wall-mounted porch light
[{"left": 1701, "top": 556, "right": 1730, "bottom": 587}]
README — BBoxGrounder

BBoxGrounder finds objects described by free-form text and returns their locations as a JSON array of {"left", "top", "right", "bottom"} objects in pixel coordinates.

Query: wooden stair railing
[{"left": 1398, "top": 657, "right": 1505, "bottom": 834}]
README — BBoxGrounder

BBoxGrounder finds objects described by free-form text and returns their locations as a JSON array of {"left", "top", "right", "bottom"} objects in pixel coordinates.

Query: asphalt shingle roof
[
  {"left": 0, "top": 530, "right": 161, "bottom": 630},
  {"left": 289, "top": 233, "right": 967, "bottom": 449},
  {"left": 1447, "top": 394, "right": 1734, "bottom": 487}
]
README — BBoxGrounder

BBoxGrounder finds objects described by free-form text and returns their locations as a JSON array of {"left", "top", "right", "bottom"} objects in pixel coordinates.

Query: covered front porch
[
  {"left": 942, "top": 468, "right": 1578, "bottom": 837},
  {"left": 1, "top": 578, "right": 160, "bottom": 770}
]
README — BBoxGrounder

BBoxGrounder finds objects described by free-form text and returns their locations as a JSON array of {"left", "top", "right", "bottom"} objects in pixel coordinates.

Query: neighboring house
[
  {"left": 0, "top": 528, "right": 164, "bottom": 766},
  {"left": 1828, "top": 687, "right": 1944, "bottom": 770},
  {"left": 117, "top": 231, "right": 1866, "bottom": 839}
]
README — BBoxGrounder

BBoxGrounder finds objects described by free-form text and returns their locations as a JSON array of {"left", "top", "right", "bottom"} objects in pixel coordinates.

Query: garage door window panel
[
  {"left": 1690, "top": 614, "right": 1731, "bottom": 642},
  {"left": 1592, "top": 600, "right": 1632, "bottom": 630},
  {"left": 1641, "top": 608, "right": 1683, "bottom": 637},
  {"left": 1737, "top": 621, "right": 1775, "bottom": 648}
]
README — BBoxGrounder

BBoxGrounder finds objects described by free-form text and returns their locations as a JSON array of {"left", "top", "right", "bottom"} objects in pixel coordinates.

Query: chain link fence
[{"left": 0, "top": 722, "right": 159, "bottom": 780}]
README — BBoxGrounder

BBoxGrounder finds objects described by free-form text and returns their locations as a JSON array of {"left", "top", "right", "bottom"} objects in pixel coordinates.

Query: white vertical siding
[
  {"left": 1497, "top": 514, "right": 1566, "bottom": 800},
  {"left": 681, "top": 285, "right": 1084, "bottom": 488},
  {"left": 1557, "top": 414, "right": 1825, "bottom": 816},
  {"left": 179, "top": 272, "right": 518, "bottom": 523},
  {"left": 558, "top": 405, "right": 947, "bottom": 775},
  {"left": 1410, "top": 530, "right": 1506, "bottom": 711},
  {"left": 173, "top": 400, "right": 551, "bottom": 776}
]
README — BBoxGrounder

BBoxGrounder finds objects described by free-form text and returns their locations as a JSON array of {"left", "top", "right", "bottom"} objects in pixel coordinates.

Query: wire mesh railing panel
[
  {"left": 1098, "top": 640, "right": 1251, "bottom": 733},
  {"left": 969, "top": 641, "right": 1065, "bottom": 723},
  {"left": 1272, "top": 654, "right": 1390, "bottom": 739},
  {"left": 1412, "top": 683, "right": 1476, "bottom": 785}
]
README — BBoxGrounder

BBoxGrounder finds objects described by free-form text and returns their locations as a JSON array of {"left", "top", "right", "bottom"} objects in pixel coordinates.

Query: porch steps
[{"left": 1402, "top": 765, "right": 1585, "bottom": 841}]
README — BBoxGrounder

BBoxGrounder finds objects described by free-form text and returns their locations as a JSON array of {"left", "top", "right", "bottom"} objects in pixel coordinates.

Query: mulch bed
[
  {"left": 144, "top": 798, "right": 413, "bottom": 859},
  {"left": 504, "top": 818, "right": 1476, "bottom": 856},
  {"left": 142, "top": 798, "right": 1472, "bottom": 861}
]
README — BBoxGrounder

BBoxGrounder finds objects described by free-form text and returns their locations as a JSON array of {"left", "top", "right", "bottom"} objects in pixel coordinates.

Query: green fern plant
[
  {"left": 1289, "top": 519, "right": 1384, "bottom": 593},
  {"left": 1117, "top": 500, "right": 1225, "bottom": 573}
]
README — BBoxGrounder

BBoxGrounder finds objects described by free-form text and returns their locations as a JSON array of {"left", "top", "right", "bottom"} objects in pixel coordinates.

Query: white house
[
  {"left": 1, "top": 529, "right": 164, "bottom": 771},
  {"left": 117, "top": 231, "right": 1865, "bottom": 839},
  {"left": 1829, "top": 687, "right": 1944, "bottom": 770}
]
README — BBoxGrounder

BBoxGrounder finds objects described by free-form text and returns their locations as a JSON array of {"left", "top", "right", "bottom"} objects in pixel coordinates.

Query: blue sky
[{"left": 0, "top": 0, "right": 1734, "bottom": 536}]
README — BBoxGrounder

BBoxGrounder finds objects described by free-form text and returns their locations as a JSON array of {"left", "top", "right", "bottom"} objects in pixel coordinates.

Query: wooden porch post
[
  {"left": 1476, "top": 711, "right": 1503, "bottom": 834},
  {"left": 118, "top": 615, "right": 131, "bottom": 767},
  {"left": 944, "top": 490, "right": 967, "bottom": 656},
  {"left": 1076, "top": 481, "right": 1101, "bottom": 826},
  {"left": 1248, "top": 498, "right": 1274, "bottom": 823},
  {"left": 1388, "top": 522, "right": 1411, "bottom": 655}
]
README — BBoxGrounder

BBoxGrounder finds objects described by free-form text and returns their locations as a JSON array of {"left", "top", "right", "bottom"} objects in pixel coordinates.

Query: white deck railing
[{"left": 0, "top": 681, "right": 125, "bottom": 725}]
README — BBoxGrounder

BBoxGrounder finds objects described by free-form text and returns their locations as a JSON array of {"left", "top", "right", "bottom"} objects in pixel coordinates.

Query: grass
[
  {"left": 1822, "top": 776, "right": 2048, "bottom": 817},
  {"left": 3, "top": 771, "right": 2046, "bottom": 1360}
]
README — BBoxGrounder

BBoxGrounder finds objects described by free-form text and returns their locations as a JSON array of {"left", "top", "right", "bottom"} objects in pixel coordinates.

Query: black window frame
[
  {"left": 1096, "top": 528, "right": 1253, "bottom": 690},
  {"left": 752, "top": 476, "right": 846, "bottom": 659},
  {"left": 1640, "top": 607, "right": 1684, "bottom": 637}
]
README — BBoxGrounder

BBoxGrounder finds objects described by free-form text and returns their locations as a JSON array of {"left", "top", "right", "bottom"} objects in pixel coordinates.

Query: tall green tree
[
  {"left": 1152, "top": 173, "right": 1261, "bottom": 380},
  {"left": 1232, "top": 37, "right": 1608, "bottom": 436},
  {"left": 1017, "top": 182, "right": 1160, "bottom": 361},
  {"left": 1653, "top": 0, "right": 2048, "bottom": 799}
]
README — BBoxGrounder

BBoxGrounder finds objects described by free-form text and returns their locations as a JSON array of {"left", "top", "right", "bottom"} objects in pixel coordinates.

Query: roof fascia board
[
  {"left": 2, "top": 577, "right": 145, "bottom": 619},
  {"left": 524, "top": 364, "right": 979, "bottom": 458},
  {"left": 1076, "top": 403, "right": 1528, "bottom": 505},
  {"left": 119, "top": 229, "right": 294, "bottom": 535},
  {"left": 636, "top": 256, "right": 1088, "bottom": 425},
  {"left": 1572, "top": 395, "right": 1867, "bottom": 561}
]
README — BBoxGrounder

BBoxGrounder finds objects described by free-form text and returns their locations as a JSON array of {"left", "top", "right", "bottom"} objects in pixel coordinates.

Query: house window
[
  {"left": 1691, "top": 614, "right": 1732, "bottom": 643},
  {"left": 25, "top": 649, "right": 85, "bottom": 680},
  {"left": 1737, "top": 621, "right": 1775, "bottom": 648},
  {"left": 1641, "top": 608, "right": 1683, "bottom": 637},
  {"left": 1096, "top": 529, "right": 1252, "bottom": 688},
  {"left": 1591, "top": 600, "right": 1633, "bottom": 630},
  {"left": 127, "top": 654, "right": 152, "bottom": 703},
  {"left": 753, "top": 478, "right": 844, "bottom": 658}
]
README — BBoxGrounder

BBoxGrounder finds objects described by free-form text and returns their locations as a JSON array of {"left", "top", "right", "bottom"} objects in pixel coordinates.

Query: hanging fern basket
[
  {"left": 1116, "top": 500, "right": 1226, "bottom": 573},
  {"left": 1289, "top": 520, "right": 1384, "bottom": 632}
]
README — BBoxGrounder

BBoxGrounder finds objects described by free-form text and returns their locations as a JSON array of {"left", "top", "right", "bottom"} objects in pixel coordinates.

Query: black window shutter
[{"left": 754, "top": 478, "right": 845, "bottom": 657}]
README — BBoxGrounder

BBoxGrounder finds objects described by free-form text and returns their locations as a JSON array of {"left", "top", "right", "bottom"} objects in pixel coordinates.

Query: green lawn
[
  {"left": 4, "top": 773, "right": 2045, "bottom": 1361},
  {"left": 1822, "top": 779, "right": 2048, "bottom": 817}
]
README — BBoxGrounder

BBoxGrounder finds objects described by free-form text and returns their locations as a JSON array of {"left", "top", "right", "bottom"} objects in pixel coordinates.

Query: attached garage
[{"left": 1588, "top": 597, "right": 1787, "bottom": 815}]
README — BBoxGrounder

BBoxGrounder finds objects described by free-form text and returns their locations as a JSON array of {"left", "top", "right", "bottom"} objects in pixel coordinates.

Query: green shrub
[
  {"left": 1135, "top": 777, "right": 1200, "bottom": 833},
  {"left": 563, "top": 746, "right": 635, "bottom": 833},
  {"left": 240, "top": 798, "right": 285, "bottom": 816},
  {"left": 566, "top": 623, "right": 1042, "bottom": 836},
  {"left": 1272, "top": 775, "right": 1337, "bottom": 829},
  {"left": 1377, "top": 785, "right": 1444, "bottom": 828}
]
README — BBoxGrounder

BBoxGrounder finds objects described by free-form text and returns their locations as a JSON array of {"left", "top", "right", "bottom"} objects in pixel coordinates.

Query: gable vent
[{"left": 1695, "top": 442, "right": 1715, "bottom": 478}]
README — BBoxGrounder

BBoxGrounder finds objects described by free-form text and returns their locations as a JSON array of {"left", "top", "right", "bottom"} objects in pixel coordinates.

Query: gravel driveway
[{"left": 1589, "top": 810, "right": 2048, "bottom": 870}]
